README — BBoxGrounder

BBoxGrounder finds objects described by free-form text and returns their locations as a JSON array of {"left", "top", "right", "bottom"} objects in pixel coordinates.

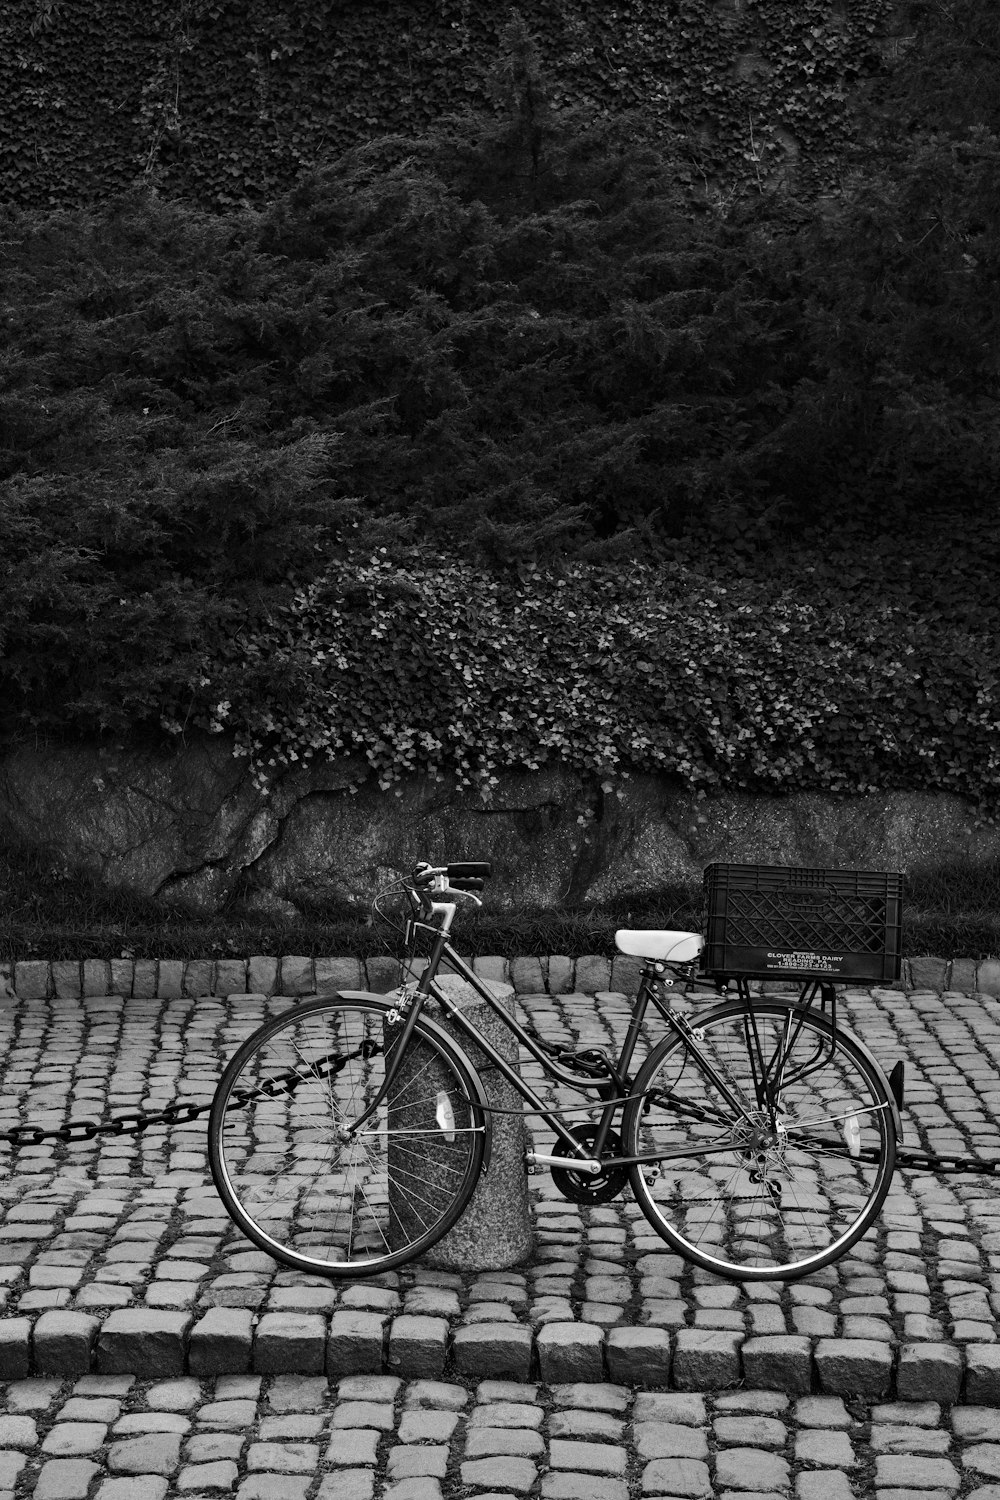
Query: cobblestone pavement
[
  {"left": 3, "top": 1372, "right": 1000, "bottom": 1500},
  {"left": 4, "top": 979, "right": 1000, "bottom": 1427}
]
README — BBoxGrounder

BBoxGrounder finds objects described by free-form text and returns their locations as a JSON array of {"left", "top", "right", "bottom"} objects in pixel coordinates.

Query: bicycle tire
[
  {"left": 208, "top": 995, "right": 487, "bottom": 1278},
  {"left": 622, "top": 998, "right": 897, "bottom": 1280}
]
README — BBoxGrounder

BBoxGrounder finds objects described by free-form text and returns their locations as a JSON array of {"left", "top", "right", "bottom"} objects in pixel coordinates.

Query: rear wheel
[
  {"left": 622, "top": 999, "right": 896, "bottom": 1280},
  {"left": 209, "top": 997, "right": 486, "bottom": 1277}
]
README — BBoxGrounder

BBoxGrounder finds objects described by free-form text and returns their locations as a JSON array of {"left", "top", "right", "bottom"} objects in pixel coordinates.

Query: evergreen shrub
[{"left": 0, "top": 13, "right": 997, "bottom": 812}]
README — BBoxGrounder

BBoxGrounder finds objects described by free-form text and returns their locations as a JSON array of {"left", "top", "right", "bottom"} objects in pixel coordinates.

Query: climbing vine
[
  {"left": 0, "top": 0, "right": 894, "bottom": 208},
  {"left": 201, "top": 553, "right": 1000, "bottom": 817}
]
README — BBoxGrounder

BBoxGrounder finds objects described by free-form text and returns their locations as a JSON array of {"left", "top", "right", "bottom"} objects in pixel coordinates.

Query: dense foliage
[
  {"left": 200, "top": 553, "right": 998, "bottom": 809},
  {"left": 1, "top": 0, "right": 892, "bottom": 209},
  {"left": 0, "top": 8, "right": 998, "bottom": 814}
]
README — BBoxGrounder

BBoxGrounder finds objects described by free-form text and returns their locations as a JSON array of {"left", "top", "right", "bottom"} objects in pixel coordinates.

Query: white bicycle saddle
[{"left": 615, "top": 929, "right": 704, "bottom": 964}]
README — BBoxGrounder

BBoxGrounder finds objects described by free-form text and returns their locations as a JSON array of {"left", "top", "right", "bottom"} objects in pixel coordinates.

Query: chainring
[{"left": 550, "top": 1124, "right": 630, "bottom": 1204}]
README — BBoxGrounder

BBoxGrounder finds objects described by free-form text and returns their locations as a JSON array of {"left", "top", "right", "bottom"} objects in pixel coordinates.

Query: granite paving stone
[
  {"left": 0, "top": 1445, "right": 27, "bottom": 1486},
  {"left": 634, "top": 1421, "right": 709, "bottom": 1460},
  {"left": 177, "top": 1458, "right": 240, "bottom": 1490},
  {"left": 461, "top": 1456, "right": 538, "bottom": 1492},
  {"left": 33, "top": 1458, "right": 102, "bottom": 1498},
  {"left": 713, "top": 1447, "right": 790, "bottom": 1492},
  {"left": 641, "top": 1456, "right": 712, "bottom": 1496},
  {"left": 874, "top": 1454, "right": 961, "bottom": 1488},
  {"left": 795, "top": 1475, "right": 854, "bottom": 1500},
  {"left": 964, "top": 1445, "right": 1000, "bottom": 1479},
  {"left": 325, "top": 1428, "right": 380, "bottom": 1465},
  {"left": 467, "top": 1400, "right": 543, "bottom": 1429},
  {"left": 385, "top": 1445, "right": 449, "bottom": 1479},
  {"left": 396, "top": 1410, "right": 459, "bottom": 1443},
  {"left": 714, "top": 1416, "right": 785, "bottom": 1449},
  {"left": 42, "top": 1421, "right": 109, "bottom": 1454},
  {"left": 332, "top": 1401, "right": 396, "bottom": 1430},
  {"left": 548, "top": 1409, "right": 623, "bottom": 1440},
  {"left": 1, "top": 973, "right": 1000, "bottom": 1408},
  {"left": 794, "top": 1428, "right": 855, "bottom": 1465},
  {"left": 463, "top": 1427, "right": 545, "bottom": 1458},
  {"left": 542, "top": 1477, "right": 629, "bottom": 1500},
  {"left": 106, "top": 1432, "right": 182, "bottom": 1473},
  {"left": 246, "top": 1440, "right": 322, "bottom": 1472},
  {"left": 548, "top": 1439, "right": 626, "bottom": 1474}
]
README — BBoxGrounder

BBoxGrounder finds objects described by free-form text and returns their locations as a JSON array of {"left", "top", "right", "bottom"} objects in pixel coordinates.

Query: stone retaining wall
[
  {"left": 2, "top": 952, "right": 998, "bottom": 1000},
  {"left": 3, "top": 735, "right": 999, "bottom": 914}
]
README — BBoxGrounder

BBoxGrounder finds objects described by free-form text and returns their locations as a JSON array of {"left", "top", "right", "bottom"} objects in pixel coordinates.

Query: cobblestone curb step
[
  {"left": 3, "top": 1311, "right": 1000, "bottom": 1396},
  {"left": 2, "top": 952, "right": 996, "bottom": 1000}
]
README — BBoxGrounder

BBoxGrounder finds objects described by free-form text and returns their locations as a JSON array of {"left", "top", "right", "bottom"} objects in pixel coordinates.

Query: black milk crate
[{"left": 703, "top": 863, "right": 904, "bottom": 982}]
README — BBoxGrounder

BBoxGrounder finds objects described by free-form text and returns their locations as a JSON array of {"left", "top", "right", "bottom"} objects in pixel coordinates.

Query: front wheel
[
  {"left": 622, "top": 999, "right": 897, "bottom": 1280},
  {"left": 209, "top": 996, "right": 486, "bottom": 1278}
]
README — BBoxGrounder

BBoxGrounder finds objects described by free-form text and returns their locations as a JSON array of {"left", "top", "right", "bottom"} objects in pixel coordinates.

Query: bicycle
[{"left": 208, "top": 859, "right": 901, "bottom": 1283}]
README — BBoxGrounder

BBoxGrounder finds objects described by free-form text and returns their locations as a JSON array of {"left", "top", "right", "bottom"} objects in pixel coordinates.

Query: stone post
[{"left": 388, "top": 973, "right": 533, "bottom": 1271}]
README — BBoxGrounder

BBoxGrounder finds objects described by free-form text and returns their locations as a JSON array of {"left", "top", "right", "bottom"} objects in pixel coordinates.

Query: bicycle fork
[{"left": 343, "top": 987, "right": 426, "bottom": 1138}]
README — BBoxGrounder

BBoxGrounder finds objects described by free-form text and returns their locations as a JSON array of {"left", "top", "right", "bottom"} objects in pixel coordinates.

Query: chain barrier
[
  {"left": 5, "top": 1099, "right": 1000, "bottom": 1175},
  {"left": 0, "top": 1043, "right": 382, "bottom": 1151},
  {"left": 0, "top": 1096, "right": 217, "bottom": 1149},
  {"left": 884, "top": 1144, "right": 1000, "bottom": 1178},
  {"left": 4, "top": 1052, "right": 1000, "bottom": 1176}
]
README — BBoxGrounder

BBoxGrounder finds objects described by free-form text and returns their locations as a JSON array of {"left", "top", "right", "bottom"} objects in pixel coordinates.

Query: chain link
[
  {"left": 894, "top": 1145, "right": 1000, "bottom": 1177},
  {"left": 4, "top": 1094, "right": 1000, "bottom": 1177},
  {"left": 794, "top": 1138, "right": 1000, "bottom": 1177},
  {"left": 0, "top": 1043, "right": 385, "bottom": 1150},
  {"left": 2, "top": 1072, "right": 1000, "bottom": 1178},
  {"left": 0, "top": 1099, "right": 216, "bottom": 1148}
]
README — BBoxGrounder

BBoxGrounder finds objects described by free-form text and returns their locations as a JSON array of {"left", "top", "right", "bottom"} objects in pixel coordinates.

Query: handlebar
[
  {"left": 412, "top": 862, "right": 492, "bottom": 885},
  {"left": 407, "top": 860, "right": 492, "bottom": 920}
]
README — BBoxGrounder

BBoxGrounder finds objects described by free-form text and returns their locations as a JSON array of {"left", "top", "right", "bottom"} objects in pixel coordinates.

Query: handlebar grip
[
  {"left": 447, "top": 862, "right": 492, "bottom": 880},
  {"left": 448, "top": 877, "right": 485, "bottom": 892}
]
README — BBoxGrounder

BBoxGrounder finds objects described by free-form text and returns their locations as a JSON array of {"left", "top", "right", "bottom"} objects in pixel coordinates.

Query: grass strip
[
  {"left": 1, "top": 848, "right": 997, "bottom": 963},
  {"left": 1, "top": 911, "right": 997, "bottom": 965}
]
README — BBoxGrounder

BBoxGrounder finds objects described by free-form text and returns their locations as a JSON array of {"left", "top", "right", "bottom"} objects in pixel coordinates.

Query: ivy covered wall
[{"left": 2, "top": 0, "right": 896, "bottom": 209}]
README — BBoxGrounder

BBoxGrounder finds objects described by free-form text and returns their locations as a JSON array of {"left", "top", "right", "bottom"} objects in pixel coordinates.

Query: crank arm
[{"left": 526, "top": 1150, "right": 602, "bottom": 1176}]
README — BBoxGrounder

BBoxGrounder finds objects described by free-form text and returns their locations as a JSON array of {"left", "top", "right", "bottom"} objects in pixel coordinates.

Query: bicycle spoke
[
  {"left": 353, "top": 1174, "right": 393, "bottom": 1255},
  {"left": 624, "top": 1000, "right": 896, "bottom": 1279},
  {"left": 210, "top": 999, "right": 484, "bottom": 1278}
]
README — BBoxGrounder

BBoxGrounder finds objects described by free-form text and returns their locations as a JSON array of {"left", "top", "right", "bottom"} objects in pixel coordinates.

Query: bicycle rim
[
  {"left": 623, "top": 1000, "right": 896, "bottom": 1280},
  {"left": 209, "top": 998, "right": 485, "bottom": 1278}
]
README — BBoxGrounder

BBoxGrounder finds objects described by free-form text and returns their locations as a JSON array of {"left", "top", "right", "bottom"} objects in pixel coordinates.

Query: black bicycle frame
[
  {"left": 407, "top": 931, "right": 767, "bottom": 1170},
  {"left": 348, "top": 912, "right": 839, "bottom": 1173}
]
